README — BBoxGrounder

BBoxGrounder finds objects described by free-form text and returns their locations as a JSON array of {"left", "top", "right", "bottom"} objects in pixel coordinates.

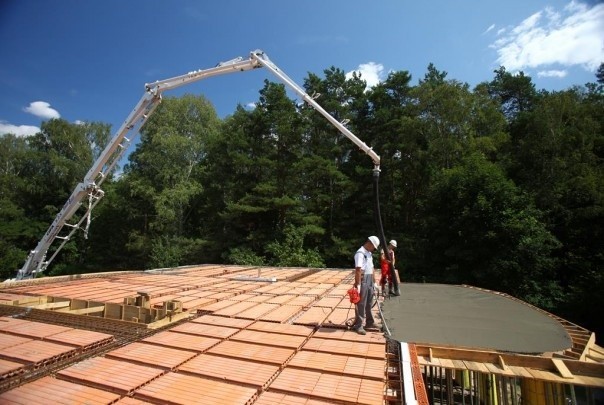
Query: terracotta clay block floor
[
  {"left": 0, "top": 376, "right": 122, "bottom": 404},
  {"left": 208, "top": 340, "right": 296, "bottom": 365},
  {"left": 0, "top": 266, "right": 387, "bottom": 404},
  {"left": 141, "top": 330, "right": 221, "bottom": 353},
  {"left": 253, "top": 391, "right": 336, "bottom": 404},
  {"left": 288, "top": 351, "right": 385, "bottom": 380},
  {"left": 133, "top": 371, "right": 259, "bottom": 405},
  {"left": 178, "top": 353, "right": 280, "bottom": 388},
  {"left": 105, "top": 342, "right": 198, "bottom": 370},
  {"left": 57, "top": 356, "right": 165, "bottom": 394},
  {"left": 269, "top": 367, "right": 384, "bottom": 405},
  {"left": 0, "top": 317, "right": 72, "bottom": 338}
]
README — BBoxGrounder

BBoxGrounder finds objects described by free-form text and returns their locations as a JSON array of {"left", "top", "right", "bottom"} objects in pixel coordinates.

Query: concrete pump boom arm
[
  {"left": 13, "top": 49, "right": 380, "bottom": 281},
  {"left": 250, "top": 51, "right": 380, "bottom": 166}
]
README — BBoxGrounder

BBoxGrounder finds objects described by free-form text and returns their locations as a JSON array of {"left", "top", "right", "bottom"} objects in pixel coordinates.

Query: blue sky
[{"left": 1, "top": 0, "right": 603, "bottom": 144}]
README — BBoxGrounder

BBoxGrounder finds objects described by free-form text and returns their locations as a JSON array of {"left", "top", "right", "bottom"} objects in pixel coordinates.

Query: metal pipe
[{"left": 372, "top": 168, "right": 400, "bottom": 296}]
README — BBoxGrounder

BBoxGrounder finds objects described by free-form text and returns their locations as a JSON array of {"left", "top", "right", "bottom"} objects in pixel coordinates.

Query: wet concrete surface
[{"left": 381, "top": 283, "right": 572, "bottom": 354}]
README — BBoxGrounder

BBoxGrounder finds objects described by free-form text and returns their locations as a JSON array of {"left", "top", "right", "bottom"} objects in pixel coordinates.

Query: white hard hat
[
  {"left": 368, "top": 236, "right": 380, "bottom": 249},
  {"left": 389, "top": 240, "right": 397, "bottom": 248}
]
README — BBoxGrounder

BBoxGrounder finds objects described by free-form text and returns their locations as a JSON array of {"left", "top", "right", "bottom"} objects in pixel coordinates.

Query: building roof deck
[{"left": 0, "top": 264, "right": 602, "bottom": 404}]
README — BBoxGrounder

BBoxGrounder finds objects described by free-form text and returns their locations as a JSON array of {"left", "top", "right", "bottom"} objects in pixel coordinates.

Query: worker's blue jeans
[{"left": 353, "top": 273, "right": 375, "bottom": 329}]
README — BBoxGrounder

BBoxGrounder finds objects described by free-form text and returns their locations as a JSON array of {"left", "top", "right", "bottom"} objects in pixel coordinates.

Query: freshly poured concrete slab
[{"left": 382, "top": 283, "right": 572, "bottom": 354}]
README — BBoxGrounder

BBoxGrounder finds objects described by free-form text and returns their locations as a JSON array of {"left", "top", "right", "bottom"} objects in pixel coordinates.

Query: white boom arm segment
[
  {"left": 14, "top": 49, "right": 380, "bottom": 280},
  {"left": 250, "top": 51, "right": 380, "bottom": 166}
]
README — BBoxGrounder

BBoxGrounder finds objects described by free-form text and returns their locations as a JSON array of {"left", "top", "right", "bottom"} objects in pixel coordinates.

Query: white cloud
[
  {"left": 538, "top": 69, "right": 568, "bottom": 78},
  {"left": 346, "top": 62, "right": 385, "bottom": 89},
  {"left": 23, "top": 101, "right": 60, "bottom": 119},
  {"left": 0, "top": 121, "right": 40, "bottom": 137},
  {"left": 245, "top": 102, "right": 256, "bottom": 110},
  {"left": 484, "top": 24, "right": 496, "bottom": 34},
  {"left": 490, "top": 1, "right": 604, "bottom": 72}
]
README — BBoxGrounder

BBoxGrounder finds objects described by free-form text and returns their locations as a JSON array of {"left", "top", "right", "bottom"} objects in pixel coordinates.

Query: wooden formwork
[{"left": 2, "top": 292, "right": 188, "bottom": 327}]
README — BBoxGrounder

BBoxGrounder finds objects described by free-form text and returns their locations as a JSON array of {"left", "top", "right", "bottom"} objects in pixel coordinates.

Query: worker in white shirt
[{"left": 352, "top": 236, "right": 380, "bottom": 335}]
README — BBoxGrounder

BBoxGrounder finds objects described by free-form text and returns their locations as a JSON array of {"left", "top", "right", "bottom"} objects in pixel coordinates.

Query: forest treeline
[{"left": 1, "top": 64, "right": 603, "bottom": 339}]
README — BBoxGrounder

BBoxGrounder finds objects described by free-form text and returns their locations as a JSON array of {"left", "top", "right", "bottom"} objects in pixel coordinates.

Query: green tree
[
  {"left": 201, "top": 106, "right": 261, "bottom": 260},
  {"left": 0, "top": 135, "right": 33, "bottom": 279},
  {"left": 418, "top": 153, "right": 562, "bottom": 308},
  {"left": 413, "top": 66, "right": 475, "bottom": 170},
  {"left": 363, "top": 65, "right": 507, "bottom": 264},
  {"left": 594, "top": 62, "right": 604, "bottom": 90},
  {"left": 488, "top": 66, "right": 537, "bottom": 120},
  {"left": 225, "top": 247, "right": 266, "bottom": 266},
  {"left": 0, "top": 120, "right": 111, "bottom": 278},
  {"left": 509, "top": 85, "right": 604, "bottom": 335},
  {"left": 265, "top": 224, "right": 325, "bottom": 268},
  {"left": 204, "top": 81, "right": 307, "bottom": 260},
  {"left": 122, "top": 94, "right": 220, "bottom": 268},
  {"left": 80, "top": 179, "right": 146, "bottom": 270},
  {"left": 301, "top": 67, "right": 373, "bottom": 265},
  {"left": 365, "top": 70, "right": 417, "bottom": 232}
]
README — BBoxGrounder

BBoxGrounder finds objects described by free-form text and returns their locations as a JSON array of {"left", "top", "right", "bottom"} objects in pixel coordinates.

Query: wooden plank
[
  {"left": 123, "top": 305, "right": 141, "bottom": 322},
  {"left": 147, "top": 311, "right": 193, "bottom": 330},
  {"left": 463, "top": 360, "right": 490, "bottom": 373},
  {"left": 498, "top": 355, "right": 509, "bottom": 371},
  {"left": 590, "top": 343, "right": 604, "bottom": 356},
  {"left": 104, "top": 302, "right": 122, "bottom": 320},
  {"left": 451, "top": 359, "right": 468, "bottom": 370},
  {"left": 580, "top": 333, "right": 596, "bottom": 361},
  {"left": 69, "top": 299, "right": 88, "bottom": 311},
  {"left": 507, "top": 365, "right": 534, "bottom": 379},
  {"left": 438, "top": 358, "right": 456, "bottom": 370},
  {"left": 552, "top": 358, "right": 573, "bottom": 379},
  {"left": 526, "top": 367, "right": 567, "bottom": 383},
  {"left": 26, "top": 301, "right": 70, "bottom": 310},
  {"left": 14, "top": 296, "right": 46, "bottom": 305},
  {"left": 69, "top": 305, "right": 105, "bottom": 315},
  {"left": 417, "top": 355, "right": 441, "bottom": 367},
  {"left": 484, "top": 361, "right": 516, "bottom": 376},
  {"left": 572, "top": 374, "right": 604, "bottom": 387},
  {"left": 416, "top": 344, "right": 574, "bottom": 371}
]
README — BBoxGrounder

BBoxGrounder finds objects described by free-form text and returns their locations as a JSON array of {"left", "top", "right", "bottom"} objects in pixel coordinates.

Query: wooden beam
[
  {"left": 58, "top": 306, "right": 105, "bottom": 315},
  {"left": 498, "top": 355, "right": 509, "bottom": 371},
  {"left": 147, "top": 311, "right": 193, "bottom": 329},
  {"left": 25, "top": 301, "right": 70, "bottom": 310},
  {"left": 415, "top": 345, "right": 549, "bottom": 369},
  {"left": 590, "top": 344, "right": 604, "bottom": 357},
  {"left": 552, "top": 358, "right": 574, "bottom": 379},
  {"left": 13, "top": 296, "right": 46, "bottom": 305},
  {"left": 580, "top": 333, "right": 596, "bottom": 361}
]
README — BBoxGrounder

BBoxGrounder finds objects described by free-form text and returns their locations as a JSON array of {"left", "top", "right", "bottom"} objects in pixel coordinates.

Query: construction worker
[
  {"left": 352, "top": 236, "right": 380, "bottom": 335},
  {"left": 380, "top": 240, "right": 397, "bottom": 296}
]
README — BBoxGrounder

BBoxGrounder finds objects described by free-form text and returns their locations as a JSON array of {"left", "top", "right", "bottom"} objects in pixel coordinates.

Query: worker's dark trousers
[{"left": 353, "top": 273, "right": 375, "bottom": 329}]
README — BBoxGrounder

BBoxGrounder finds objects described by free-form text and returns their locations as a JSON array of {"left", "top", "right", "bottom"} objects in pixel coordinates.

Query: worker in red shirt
[{"left": 380, "top": 240, "right": 397, "bottom": 296}]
